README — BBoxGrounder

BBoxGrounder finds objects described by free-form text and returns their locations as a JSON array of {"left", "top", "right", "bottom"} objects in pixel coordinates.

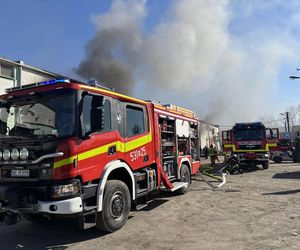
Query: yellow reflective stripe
[
  {"left": 80, "top": 85, "right": 147, "bottom": 105},
  {"left": 78, "top": 142, "right": 116, "bottom": 161},
  {"left": 224, "top": 144, "right": 233, "bottom": 148},
  {"left": 54, "top": 155, "right": 77, "bottom": 169},
  {"left": 124, "top": 133, "right": 152, "bottom": 152},
  {"left": 54, "top": 133, "right": 152, "bottom": 169}
]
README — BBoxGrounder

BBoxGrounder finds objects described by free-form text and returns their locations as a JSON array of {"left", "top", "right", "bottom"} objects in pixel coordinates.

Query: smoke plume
[
  {"left": 76, "top": 0, "right": 300, "bottom": 124},
  {"left": 75, "top": 0, "right": 146, "bottom": 94}
]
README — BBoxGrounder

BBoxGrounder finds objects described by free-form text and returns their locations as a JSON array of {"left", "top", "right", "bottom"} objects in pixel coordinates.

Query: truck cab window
[
  {"left": 80, "top": 95, "right": 111, "bottom": 137},
  {"left": 126, "top": 106, "right": 145, "bottom": 137}
]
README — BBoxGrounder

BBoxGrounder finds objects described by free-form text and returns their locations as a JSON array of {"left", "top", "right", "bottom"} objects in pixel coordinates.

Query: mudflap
[{"left": 78, "top": 212, "right": 97, "bottom": 230}]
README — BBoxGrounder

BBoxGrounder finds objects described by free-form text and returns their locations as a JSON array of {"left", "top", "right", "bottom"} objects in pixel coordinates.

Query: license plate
[{"left": 11, "top": 169, "right": 30, "bottom": 177}]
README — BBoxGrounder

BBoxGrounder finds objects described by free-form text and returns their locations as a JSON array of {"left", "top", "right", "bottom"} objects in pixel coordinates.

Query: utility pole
[
  {"left": 287, "top": 112, "right": 290, "bottom": 135},
  {"left": 284, "top": 121, "right": 287, "bottom": 133},
  {"left": 281, "top": 112, "right": 291, "bottom": 138}
]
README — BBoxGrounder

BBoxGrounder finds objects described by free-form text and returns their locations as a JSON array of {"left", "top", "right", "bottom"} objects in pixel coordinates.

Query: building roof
[{"left": 0, "top": 56, "right": 64, "bottom": 78}]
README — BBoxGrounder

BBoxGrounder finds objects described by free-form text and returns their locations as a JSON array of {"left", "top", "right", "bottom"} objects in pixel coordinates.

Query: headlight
[
  {"left": 20, "top": 148, "right": 29, "bottom": 160},
  {"left": 3, "top": 149, "right": 10, "bottom": 161},
  {"left": 0, "top": 151, "right": 2, "bottom": 160},
  {"left": 51, "top": 182, "right": 80, "bottom": 199},
  {"left": 11, "top": 148, "right": 19, "bottom": 160}
]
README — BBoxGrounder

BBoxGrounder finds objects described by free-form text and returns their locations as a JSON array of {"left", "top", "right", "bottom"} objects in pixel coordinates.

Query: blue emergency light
[{"left": 5, "top": 79, "right": 70, "bottom": 93}]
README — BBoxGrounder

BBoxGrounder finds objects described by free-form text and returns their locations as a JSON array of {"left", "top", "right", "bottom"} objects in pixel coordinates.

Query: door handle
[
  {"left": 144, "top": 155, "right": 149, "bottom": 162},
  {"left": 108, "top": 145, "right": 116, "bottom": 155}
]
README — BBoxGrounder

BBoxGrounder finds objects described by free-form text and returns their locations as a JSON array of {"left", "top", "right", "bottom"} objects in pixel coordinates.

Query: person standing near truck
[{"left": 209, "top": 144, "right": 216, "bottom": 164}]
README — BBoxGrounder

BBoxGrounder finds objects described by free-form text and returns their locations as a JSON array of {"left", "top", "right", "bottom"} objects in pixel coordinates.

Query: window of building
[
  {"left": 0, "top": 63, "right": 14, "bottom": 78},
  {"left": 126, "top": 106, "right": 145, "bottom": 137}
]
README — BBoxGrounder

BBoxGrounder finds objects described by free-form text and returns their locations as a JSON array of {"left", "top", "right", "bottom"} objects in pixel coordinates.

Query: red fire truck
[
  {"left": 0, "top": 79, "right": 200, "bottom": 232},
  {"left": 222, "top": 122, "right": 278, "bottom": 169}
]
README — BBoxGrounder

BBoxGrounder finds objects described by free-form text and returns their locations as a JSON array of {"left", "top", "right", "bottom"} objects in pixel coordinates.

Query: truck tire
[
  {"left": 262, "top": 161, "right": 269, "bottom": 169},
  {"left": 177, "top": 164, "right": 191, "bottom": 194},
  {"left": 293, "top": 153, "right": 300, "bottom": 163},
  {"left": 96, "top": 180, "right": 131, "bottom": 233},
  {"left": 21, "top": 213, "right": 49, "bottom": 223},
  {"left": 274, "top": 157, "right": 282, "bottom": 163}
]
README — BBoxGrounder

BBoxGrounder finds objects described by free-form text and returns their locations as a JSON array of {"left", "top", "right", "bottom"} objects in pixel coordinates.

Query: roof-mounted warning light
[
  {"left": 5, "top": 79, "right": 70, "bottom": 93},
  {"left": 86, "top": 79, "right": 114, "bottom": 91}
]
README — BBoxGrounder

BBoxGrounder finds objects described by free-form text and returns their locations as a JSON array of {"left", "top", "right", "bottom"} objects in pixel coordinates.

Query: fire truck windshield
[
  {"left": 0, "top": 91, "right": 75, "bottom": 138},
  {"left": 234, "top": 129, "right": 265, "bottom": 141}
]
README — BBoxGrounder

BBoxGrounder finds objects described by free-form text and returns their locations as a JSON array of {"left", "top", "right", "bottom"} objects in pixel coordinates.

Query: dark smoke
[
  {"left": 75, "top": 29, "right": 134, "bottom": 94},
  {"left": 75, "top": 0, "right": 145, "bottom": 94},
  {"left": 75, "top": 0, "right": 300, "bottom": 124}
]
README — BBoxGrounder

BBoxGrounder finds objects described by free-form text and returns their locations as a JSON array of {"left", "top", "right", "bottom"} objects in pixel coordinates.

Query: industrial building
[
  {"left": 0, "top": 56, "right": 62, "bottom": 94},
  {"left": 199, "top": 121, "right": 221, "bottom": 151}
]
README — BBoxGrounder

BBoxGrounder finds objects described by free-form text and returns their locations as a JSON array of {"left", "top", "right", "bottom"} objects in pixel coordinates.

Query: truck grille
[{"left": 239, "top": 145, "right": 262, "bottom": 150}]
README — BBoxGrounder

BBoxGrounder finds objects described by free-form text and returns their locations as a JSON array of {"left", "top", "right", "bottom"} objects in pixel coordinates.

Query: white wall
[
  {"left": 199, "top": 123, "right": 221, "bottom": 151},
  {"left": 0, "top": 77, "right": 14, "bottom": 95},
  {"left": 21, "top": 68, "right": 56, "bottom": 85}
]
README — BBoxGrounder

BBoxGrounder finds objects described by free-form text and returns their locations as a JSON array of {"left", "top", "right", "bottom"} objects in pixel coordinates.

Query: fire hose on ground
[{"left": 199, "top": 155, "right": 242, "bottom": 190}]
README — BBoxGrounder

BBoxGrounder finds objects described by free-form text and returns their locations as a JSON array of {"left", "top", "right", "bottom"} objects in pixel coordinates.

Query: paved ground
[{"left": 1, "top": 161, "right": 300, "bottom": 250}]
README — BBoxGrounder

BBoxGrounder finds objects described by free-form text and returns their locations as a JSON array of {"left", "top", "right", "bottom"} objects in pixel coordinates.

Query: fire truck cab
[
  {"left": 0, "top": 79, "right": 200, "bottom": 232},
  {"left": 222, "top": 122, "right": 278, "bottom": 169}
]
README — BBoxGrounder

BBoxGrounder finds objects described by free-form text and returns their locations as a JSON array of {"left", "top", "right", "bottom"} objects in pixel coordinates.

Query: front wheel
[
  {"left": 177, "top": 164, "right": 191, "bottom": 194},
  {"left": 262, "top": 161, "right": 269, "bottom": 169},
  {"left": 96, "top": 180, "right": 131, "bottom": 233}
]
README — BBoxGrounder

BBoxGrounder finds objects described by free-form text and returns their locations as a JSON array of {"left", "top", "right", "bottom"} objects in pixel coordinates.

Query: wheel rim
[
  {"left": 110, "top": 191, "right": 125, "bottom": 221},
  {"left": 182, "top": 167, "right": 190, "bottom": 183}
]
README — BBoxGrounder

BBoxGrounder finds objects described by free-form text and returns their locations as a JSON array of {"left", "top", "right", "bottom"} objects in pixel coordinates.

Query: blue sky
[
  {"left": 0, "top": 0, "right": 170, "bottom": 73},
  {"left": 1, "top": 0, "right": 300, "bottom": 124}
]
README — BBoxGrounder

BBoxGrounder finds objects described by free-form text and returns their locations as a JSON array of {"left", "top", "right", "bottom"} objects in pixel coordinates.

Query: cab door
[
  {"left": 222, "top": 130, "right": 232, "bottom": 142},
  {"left": 266, "top": 128, "right": 279, "bottom": 151},
  {"left": 77, "top": 92, "right": 119, "bottom": 182},
  {"left": 123, "top": 103, "right": 153, "bottom": 171}
]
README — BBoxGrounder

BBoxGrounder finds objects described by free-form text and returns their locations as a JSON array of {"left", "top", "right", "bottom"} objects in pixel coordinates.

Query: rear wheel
[
  {"left": 96, "top": 180, "right": 131, "bottom": 233},
  {"left": 274, "top": 157, "right": 282, "bottom": 163},
  {"left": 177, "top": 164, "right": 191, "bottom": 194},
  {"left": 293, "top": 152, "right": 300, "bottom": 163},
  {"left": 262, "top": 161, "right": 269, "bottom": 169}
]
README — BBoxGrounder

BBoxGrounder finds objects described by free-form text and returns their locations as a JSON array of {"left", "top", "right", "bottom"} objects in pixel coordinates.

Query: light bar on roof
[{"left": 5, "top": 79, "right": 70, "bottom": 93}]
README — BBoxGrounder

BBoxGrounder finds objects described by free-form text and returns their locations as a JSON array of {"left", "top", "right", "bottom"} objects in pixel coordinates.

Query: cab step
[
  {"left": 134, "top": 194, "right": 148, "bottom": 211},
  {"left": 136, "top": 203, "right": 148, "bottom": 211},
  {"left": 162, "top": 182, "right": 188, "bottom": 192},
  {"left": 83, "top": 205, "right": 97, "bottom": 214}
]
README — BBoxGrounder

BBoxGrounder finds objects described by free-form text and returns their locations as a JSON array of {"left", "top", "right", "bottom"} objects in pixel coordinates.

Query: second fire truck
[
  {"left": 222, "top": 122, "right": 278, "bottom": 169},
  {"left": 0, "top": 79, "right": 200, "bottom": 232}
]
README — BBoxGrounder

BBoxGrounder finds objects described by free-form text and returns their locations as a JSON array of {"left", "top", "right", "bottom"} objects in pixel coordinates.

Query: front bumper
[
  {"left": 0, "top": 184, "right": 83, "bottom": 215},
  {"left": 233, "top": 152, "right": 269, "bottom": 163},
  {"left": 38, "top": 197, "right": 82, "bottom": 214}
]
